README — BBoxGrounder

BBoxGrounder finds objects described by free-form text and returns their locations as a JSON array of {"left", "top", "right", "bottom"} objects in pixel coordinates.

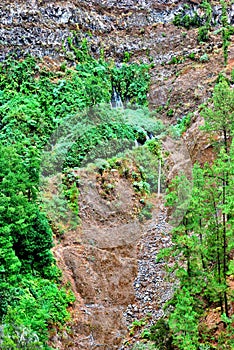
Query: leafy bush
[
  {"left": 139, "top": 202, "right": 153, "bottom": 221},
  {"left": 173, "top": 10, "right": 201, "bottom": 29},
  {"left": 110, "top": 61, "right": 151, "bottom": 105},
  {"left": 198, "top": 26, "right": 210, "bottom": 42},
  {"left": 132, "top": 342, "right": 156, "bottom": 350},
  {"left": 141, "top": 319, "right": 173, "bottom": 350},
  {"left": 170, "top": 114, "right": 192, "bottom": 138},
  {"left": 199, "top": 53, "right": 209, "bottom": 62},
  {"left": 129, "top": 142, "right": 164, "bottom": 193},
  {"left": 0, "top": 276, "right": 74, "bottom": 347},
  {"left": 0, "top": 37, "right": 154, "bottom": 348}
]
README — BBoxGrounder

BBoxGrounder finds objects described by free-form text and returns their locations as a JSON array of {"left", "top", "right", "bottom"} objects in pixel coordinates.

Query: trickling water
[
  {"left": 111, "top": 88, "right": 123, "bottom": 109},
  {"left": 134, "top": 129, "right": 154, "bottom": 147}
]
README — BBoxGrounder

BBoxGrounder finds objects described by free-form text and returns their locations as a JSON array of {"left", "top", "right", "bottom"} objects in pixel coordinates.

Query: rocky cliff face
[
  {"left": 2, "top": 1, "right": 234, "bottom": 349},
  {"left": 1, "top": 0, "right": 233, "bottom": 117},
  {"left": 1, "top": 0, "right": 233, "bottom": 61}
]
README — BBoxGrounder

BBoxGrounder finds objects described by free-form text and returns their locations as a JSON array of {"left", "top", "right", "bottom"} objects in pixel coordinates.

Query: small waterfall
[
  {"left": 111, "top": 88, "right": 123, "bottom": 109},
  {"left": 134, "top": 130, "right": 155, "bottom": 147}
]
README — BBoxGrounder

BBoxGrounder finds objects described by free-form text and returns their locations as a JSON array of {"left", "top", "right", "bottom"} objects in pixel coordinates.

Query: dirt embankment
[
  {"left": 49, "top": 131, "right": 197, "bottom": 349},
  {"left": 50, "top": 169, "right": 142, "bottom": 349}
]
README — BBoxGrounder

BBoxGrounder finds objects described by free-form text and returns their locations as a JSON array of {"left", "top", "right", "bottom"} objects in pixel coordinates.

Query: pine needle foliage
[{"left": 161, "top": 79, "right": 234, "bottom": 349}]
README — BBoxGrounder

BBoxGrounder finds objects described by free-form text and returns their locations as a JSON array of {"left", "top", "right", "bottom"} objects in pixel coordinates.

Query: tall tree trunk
[
  {"left": 199, "top": 217, "right": 206, "bottom": 271},
  {"left": 222, "top": 175, "right": 229, "bottom": 317},
  {"left": 212, "top": 195, "right": 224, "bottom": 314},
  {"left": 158, "top": 158, "right": 161, "bottom": 196}
]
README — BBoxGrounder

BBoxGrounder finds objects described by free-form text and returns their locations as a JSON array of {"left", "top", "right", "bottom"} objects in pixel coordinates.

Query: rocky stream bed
[
  {"left": 124, "top": 206, "right": 173, "bottom": 325},
  {"left": 121, "top": 201, "right": 174, "bottom": 349}
]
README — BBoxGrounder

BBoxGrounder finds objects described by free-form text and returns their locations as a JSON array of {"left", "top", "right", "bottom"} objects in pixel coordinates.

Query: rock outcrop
[
  {"left": 2, "top": 1, "right": 234, "bottom": 349},
  {"left": 1, "top": 0, "right": 233, "bottom": 118},
  {"left": 1, "top": 0, "right": 233, "bottom": 61}
]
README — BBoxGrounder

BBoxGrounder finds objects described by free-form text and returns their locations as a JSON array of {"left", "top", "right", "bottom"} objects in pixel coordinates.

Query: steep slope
[
  {"left": 48, "top": 133, "right": 195, "bottom": 349},
  {"left": 1, "top": 1, "right": 234, "bottom": 349},
  {"left": 50, "top": 168, "right": 142, "bottom": 349},
  {"left": 50, "top": 169, "right": 174, "bottom": 349},
  {"left": 1, "top": 0, "right": 233, "bottom": 118}
]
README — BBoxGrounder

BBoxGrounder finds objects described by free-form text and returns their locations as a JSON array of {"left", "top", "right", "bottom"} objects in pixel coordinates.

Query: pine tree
[
  {"left": 163, "top": 80, "right": 234, "bottom": 348},
  {"left": 201, "top": 78, "right": 234, "bottom": 152}
]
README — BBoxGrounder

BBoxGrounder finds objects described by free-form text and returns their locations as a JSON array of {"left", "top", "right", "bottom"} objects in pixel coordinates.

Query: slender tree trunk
[
  {"left": 221, "top": 129, "right": 229, "bottom": 316},
  {"left": 158, "top": 158, "right": 161, "bottom": 196},
  {"left": 223, "top": 128, "right": 228, "bottom": 154},
  {"left": 199, "top": 217, "right": 206, "bottom": 270},
  {"left": 222, "top": 175, "right": 229, "bottom": 317},
  {"left": 184, "top": 218, "right": 191, "bottom": 278},
  {"left": 212, "top": 195, "right": 224, "bottom": 314}
]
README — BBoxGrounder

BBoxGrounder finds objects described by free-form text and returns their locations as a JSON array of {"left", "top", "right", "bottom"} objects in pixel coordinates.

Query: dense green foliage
[
  {"left": 1, "top": 277, "right": 74, "bottom": 349},
  {"left": 0, "top": 142, "right": 75, "bottom": 348},
  {"left": 65, "top": 35, "right": 151, "bottom": 106},
  {"left": 159, "top": 79, "right": 234, "bottom": 349},
  {"left": 0, "top": 37, "right": 153, "bottom": 347},
  {"left": 130, "top": 79, "right": 234, "bottom": 350}
]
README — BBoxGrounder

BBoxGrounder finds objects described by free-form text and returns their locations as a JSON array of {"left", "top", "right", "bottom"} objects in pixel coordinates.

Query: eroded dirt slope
[
  {"left": 51, "top": 168, "right": 143, "bottom": 349},
  {"left": 50, "top": 136, "right": 194, "bottom": 349}
]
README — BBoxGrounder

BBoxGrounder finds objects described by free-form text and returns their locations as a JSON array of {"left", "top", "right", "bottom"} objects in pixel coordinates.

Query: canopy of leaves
[{"left": 0, "top": 37, "right": 153, "bottom": 348}]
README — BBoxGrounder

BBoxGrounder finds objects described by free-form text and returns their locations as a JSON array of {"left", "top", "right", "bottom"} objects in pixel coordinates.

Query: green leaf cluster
[
  {"left": 161, "top": 79, "right": 234, "bottom": 349},
  {"left": 0, "top": 276, "right": 74, "bottom": 349},
  {"left": 0, "top": 38, "right": 153, "bottom": 348}
]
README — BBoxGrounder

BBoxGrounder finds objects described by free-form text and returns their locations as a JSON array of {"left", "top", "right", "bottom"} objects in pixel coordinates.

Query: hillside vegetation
[
  {"left": 0, "top": 36, "right": 154, "bottom": 348},
  {"left": 0, "top": 7, "right": 234, "bottom": 348}
]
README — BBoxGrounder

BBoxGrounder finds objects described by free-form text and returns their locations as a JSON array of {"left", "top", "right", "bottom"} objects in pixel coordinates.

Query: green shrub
[
  {"left": 139, "top": 202, "right": 153, "bottom": 221},
  {"left": 141, "top": 319, "right": 173, "bottom": 350},
  {"left": 1, "top": 276, "right": 75, "bottom": 346},
  {"left": 132, "top": 342, "right": 156, "bottom": 350},
  {"left": 130, "top": 144, "right": 163, "bottom": 193},
  {"left": 188, "top": 52, "right": 196, "bottom": 60},
  {"left": 173, "top": 10, "right": 201, "bottom": 29},
  {"left": 170, "top": 114, "right": 192, "bottom": 137},
  {"left": 198, "top": 26, "right": 210, "bottom": 42}
]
